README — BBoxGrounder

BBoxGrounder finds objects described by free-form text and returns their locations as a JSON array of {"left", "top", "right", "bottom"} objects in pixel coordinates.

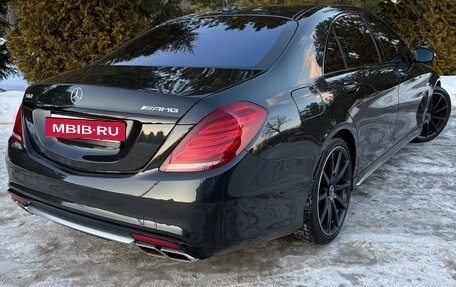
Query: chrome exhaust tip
[
  {"left": 135, "top": 242, "right": 198, "bottom": 262},
  {"left": 136, "top": 243, "right": 166, "bottom": 258},
  {"left": 161, "top": 248, "right": 199, "bottom": 262}
]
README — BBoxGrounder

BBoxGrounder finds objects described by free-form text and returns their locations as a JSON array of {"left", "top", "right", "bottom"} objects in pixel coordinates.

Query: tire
[
  {"left": 413, "top": 86, "right": 451, "bottom": 143},
  {"left": 292, "top": 138, "right": 353, "bottom": 244}
]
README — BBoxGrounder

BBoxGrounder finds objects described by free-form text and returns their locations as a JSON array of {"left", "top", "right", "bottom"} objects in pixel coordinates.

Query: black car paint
[
  {"left": 42, "top": 66, "right": 262, "bottom": 97},
  {"left": 6, "top": 5, "right": 439, "bottom": 259}
]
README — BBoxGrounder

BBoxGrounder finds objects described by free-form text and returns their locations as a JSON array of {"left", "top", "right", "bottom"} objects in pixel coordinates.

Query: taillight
[
  {"left": 160, "top": 101, "right": 268, "bottom": 172},
  {"left": 12, "top": 107, "right": 23, "bottom": 144}
]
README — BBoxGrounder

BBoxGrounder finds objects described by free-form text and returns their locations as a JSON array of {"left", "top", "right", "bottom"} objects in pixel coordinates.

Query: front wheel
[
  {"left": 413, "top": 86, "right": 451, "bottom": 143},
  {"left": 292, "top": 138, "right": 353, "bottom": 244}
]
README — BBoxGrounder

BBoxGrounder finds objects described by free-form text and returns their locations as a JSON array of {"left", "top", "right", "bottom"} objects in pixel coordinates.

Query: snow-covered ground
[
  {"left": 0, "top": 73, "right": 27, "bottom": 123},
  {"left": 441, "top": 76, "right": 456, "bottom": 107},
  {"left": 0, "top": 76, "right": 455, "bottom": 286}
]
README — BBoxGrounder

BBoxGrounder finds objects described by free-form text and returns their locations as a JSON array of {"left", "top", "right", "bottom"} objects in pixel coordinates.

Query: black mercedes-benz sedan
[{"left": 6, "top": 5, "right": 451, "bottom": 262}]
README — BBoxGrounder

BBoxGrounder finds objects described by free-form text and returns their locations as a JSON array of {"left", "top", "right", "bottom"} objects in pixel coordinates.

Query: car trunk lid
[{"left": 22, "top": 66, "right": 260, "bottom": 173}]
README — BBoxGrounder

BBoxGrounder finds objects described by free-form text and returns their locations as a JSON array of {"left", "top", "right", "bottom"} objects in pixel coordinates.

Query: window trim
[
  {"left": 322, "top": 12, "right": 384, "bottom": 75},
  {"left": 362, "top": 13, "right": 413, "bottom": 65},
  {"left": 323, "top": 29, "right": 347, "bottom": 74},
  {"left": 359, "top": 14, "right": 383, "bottom": 64}
]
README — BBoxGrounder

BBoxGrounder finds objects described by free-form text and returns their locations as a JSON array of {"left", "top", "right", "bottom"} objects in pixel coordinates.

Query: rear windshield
[{"left": 98, "top": 16, "right": 297, "bottom": 70}]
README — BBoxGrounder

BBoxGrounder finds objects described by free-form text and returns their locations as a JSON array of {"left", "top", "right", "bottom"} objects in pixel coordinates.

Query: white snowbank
[
  {"left": 0, "top": 90, "right": 23, "bottom": 124},
  {"left": 440, "top": 75, "right": 456, "bottom": 107},
  {"left": 0, "top": 74, "right": 28, "bottom": 92},
  {"left": 0, "top": 73, "right": 27, "bottom": 124}
]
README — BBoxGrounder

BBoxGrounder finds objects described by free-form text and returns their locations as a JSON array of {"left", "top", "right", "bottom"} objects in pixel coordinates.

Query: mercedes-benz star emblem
[{"left": 70, "top": 87, "right": 83, "bottom": 104}]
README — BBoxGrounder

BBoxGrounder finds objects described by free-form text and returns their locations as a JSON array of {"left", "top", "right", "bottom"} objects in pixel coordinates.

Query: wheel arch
[
  {"left": 334, "top": 129, "right": 356, "bottom": 174},
  {"left": 321, "top": 122, "right": 358, "bottom": 175}
]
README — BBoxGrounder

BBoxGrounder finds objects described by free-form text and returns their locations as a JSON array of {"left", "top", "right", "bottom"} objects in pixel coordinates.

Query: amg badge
[{"left": 140, "top": 106, "right": 179, "bottom": 113}]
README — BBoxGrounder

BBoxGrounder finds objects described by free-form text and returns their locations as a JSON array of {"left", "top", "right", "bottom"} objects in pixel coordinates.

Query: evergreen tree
[
  {"left": 381, "top": 0, "right": 456, "bottom": 75},
  {"left": 190, "top": 0, "right": 220, "bottom": 11},
  {"left": 139, "top": 0, "right": 182, "bottom": 26},
  {"left": 7, "top": 1, "right": 151, "bottom": 82},
  {"left": 0, "top": 0, "right": 15, "bottom": 80}
]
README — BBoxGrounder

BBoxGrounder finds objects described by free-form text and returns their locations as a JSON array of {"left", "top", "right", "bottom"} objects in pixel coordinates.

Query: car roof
[
  {"left": 219, "top": 5, "right": 319, "bottom": 18},
  {"left": 198, "top": 5, "right": 366, "bottom": 20}
]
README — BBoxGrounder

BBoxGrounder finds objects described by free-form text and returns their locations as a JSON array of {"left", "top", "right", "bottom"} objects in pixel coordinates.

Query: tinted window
[
  {"left": 365, "top": 15, "right": 411, "bottom": 64},
  {"left": 98, "top": 16, "right": 296, "bottom": 70},
  {"left": 333, "top": 15, "right": 380, "bottom": 68},
  {"left": 324, "top": 31, "right": 346, "bottom": 73}
]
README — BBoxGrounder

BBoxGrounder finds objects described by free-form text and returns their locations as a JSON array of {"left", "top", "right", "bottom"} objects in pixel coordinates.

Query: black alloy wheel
[
  {"left": 317, "top": 145, "right": 351, "bottom": 236},
  {"left": 293, "top": 138, "right": 353, "bottom": 244},
  {"left": 414, "top": 86, "right": 451, "bottom": 142}
]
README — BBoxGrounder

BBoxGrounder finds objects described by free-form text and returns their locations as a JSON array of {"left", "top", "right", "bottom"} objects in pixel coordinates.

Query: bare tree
[{"left": 263, "top": 115, "right": 290, "bottom": 137}]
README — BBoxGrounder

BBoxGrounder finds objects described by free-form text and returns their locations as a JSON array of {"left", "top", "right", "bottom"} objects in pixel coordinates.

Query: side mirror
[{"left": 415, "top": 47, "right": 435, "bottom": 63}]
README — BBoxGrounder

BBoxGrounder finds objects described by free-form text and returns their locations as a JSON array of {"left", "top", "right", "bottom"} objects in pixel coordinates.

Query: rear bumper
[
  {"left": 8, "top": 193, "right": 199, "bottom": 261},
  {"left": 6, "top": 137, "right": 317, "bottom": 259}
]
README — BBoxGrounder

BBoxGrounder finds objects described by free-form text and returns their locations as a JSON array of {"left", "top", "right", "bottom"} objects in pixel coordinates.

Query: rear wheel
[
  {"left": 292, "top": 138, "right": 353, "bottom": 244},
  {"left": 413, "top": 86, "right": 451, "bottom": 143}
]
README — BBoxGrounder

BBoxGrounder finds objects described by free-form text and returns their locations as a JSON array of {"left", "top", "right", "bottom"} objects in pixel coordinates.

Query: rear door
[{"left": 323, "top": 14, "right": 399, "bottom": 173}]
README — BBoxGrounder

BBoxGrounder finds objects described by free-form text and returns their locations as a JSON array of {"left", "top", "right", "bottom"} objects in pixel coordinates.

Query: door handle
[
  {"left": 396, "top": 69, "right": 407, "bottom": 78},
  {"left": 343, "top": 81, "right": 360, "bottom": 94}
]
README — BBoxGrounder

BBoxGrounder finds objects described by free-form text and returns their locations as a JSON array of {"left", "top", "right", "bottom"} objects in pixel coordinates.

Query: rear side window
[
  {"left": 324, "top": 31, "right": 346, "bottom": 73},
  {"left": 365, "top": 15, "right": 412, "bottom": 64},
  {"left": 98, "top": 16, "right": 296, "bottom": 70},
  {"left": 332, "top": 15, "right": 380, "bottom": 68}
]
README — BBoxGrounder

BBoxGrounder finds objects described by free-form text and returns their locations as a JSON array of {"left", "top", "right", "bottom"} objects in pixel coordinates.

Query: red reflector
[
  {"left": 131, "top": 233, "right": 180, "bottom": 249},
  {"left": 9, "top": 193, "right": 28, "bottom": 205},
  {"left": 45, "top": 117, "right": 126, "bottom": 141},
  {"left": 12, "top": 107, "right": 23, "bottom": 143},
  {"left": 160, "top": 101, "right": 268, "bottom": 172}
]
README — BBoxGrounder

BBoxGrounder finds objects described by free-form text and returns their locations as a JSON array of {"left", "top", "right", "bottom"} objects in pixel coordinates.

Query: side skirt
[{"left": 354, "top": 127, "right": 421, "bottom": 186}]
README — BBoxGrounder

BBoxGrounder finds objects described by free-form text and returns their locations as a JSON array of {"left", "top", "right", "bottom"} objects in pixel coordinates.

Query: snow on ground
[
  {"left": 0, "top": 73, "right": 27, "bottom": 123},
  {"left": 441, "top": 76, "right": 456, "bottom": 107},
  {"left": 0, "top": 76, "right": 455, "bottom": 286}
]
